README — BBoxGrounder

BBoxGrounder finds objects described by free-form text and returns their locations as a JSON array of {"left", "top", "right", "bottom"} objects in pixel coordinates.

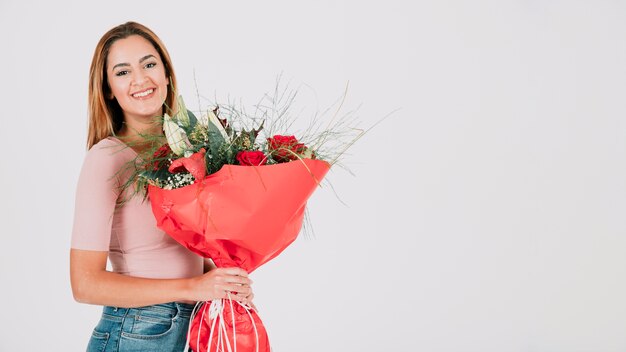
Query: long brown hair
[{"left": 87, "top": 21, "right": 178, "bottom": 149}]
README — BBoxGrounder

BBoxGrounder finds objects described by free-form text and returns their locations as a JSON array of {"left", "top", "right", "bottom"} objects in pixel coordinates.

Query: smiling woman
[
  {"left": 71, "top": 22, "right": 254, "bottom": 352},
  {"left": 106, "top": 36, "right": 169, "bottom": 143},
  {"left": 85, "top": 21, "right": 179, "bottom": 151}
]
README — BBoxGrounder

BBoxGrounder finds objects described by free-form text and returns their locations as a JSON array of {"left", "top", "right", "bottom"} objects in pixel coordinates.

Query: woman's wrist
[{"left": 180, "top": 276, "right": 197, "bottom": 302}]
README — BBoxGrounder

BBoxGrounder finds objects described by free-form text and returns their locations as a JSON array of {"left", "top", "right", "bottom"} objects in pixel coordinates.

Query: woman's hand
[{"left": 188, "top": 267, "right": 254, "bottom": 305}]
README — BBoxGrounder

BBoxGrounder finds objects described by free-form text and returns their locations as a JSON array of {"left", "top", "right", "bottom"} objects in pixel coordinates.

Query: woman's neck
[{"left": 116, "top": 123, "right": 164, "bottom": 155}]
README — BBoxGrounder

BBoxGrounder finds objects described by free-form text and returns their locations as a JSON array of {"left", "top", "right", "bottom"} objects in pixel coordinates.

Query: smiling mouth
[{"left": 132, "top": 88, "right": 155, "bottom": 98}]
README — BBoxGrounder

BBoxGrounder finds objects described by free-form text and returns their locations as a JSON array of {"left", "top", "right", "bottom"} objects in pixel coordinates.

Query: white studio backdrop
[{"left": 1, "top": 0, "right": 625, "bottom": 351}]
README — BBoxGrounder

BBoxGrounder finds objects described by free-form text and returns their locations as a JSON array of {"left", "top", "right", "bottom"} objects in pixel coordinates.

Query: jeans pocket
[
  {"left": 121, "top": 307, "right": 177, "bottom": 340},
  {"left": 86, "top": 329, "right": 110, "bottom": 352}
]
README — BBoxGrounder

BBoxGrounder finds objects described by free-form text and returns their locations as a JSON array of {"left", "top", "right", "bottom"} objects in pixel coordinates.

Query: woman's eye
[
  {"left": 145, "top": 62, "right": 157, "bottom": 69},
  {"left": 115, "top": 70, "right": 129, "bottom": 77}
]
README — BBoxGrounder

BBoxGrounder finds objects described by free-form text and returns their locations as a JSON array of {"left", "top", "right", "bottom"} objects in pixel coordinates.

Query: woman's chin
[{"left": 130, "top": 104, "right": 164, "bottom": 119}]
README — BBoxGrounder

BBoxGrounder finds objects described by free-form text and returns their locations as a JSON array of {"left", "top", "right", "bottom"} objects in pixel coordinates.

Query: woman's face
[{"left": 106, "top": 35, "right": 168, "bottom": 124}]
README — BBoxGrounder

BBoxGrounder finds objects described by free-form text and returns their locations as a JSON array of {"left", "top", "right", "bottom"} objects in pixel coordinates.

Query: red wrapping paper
[{"left": 148, "top": 158, "right": 330, "bottom": 352}]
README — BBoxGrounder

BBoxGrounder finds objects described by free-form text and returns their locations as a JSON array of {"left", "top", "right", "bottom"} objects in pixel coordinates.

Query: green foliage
[{"left": 121, "top": 78, "right": 369, "bottom": 192}]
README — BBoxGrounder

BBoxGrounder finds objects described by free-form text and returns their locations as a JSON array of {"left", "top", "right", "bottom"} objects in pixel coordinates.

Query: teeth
[{"left": 133, "top": 89, "right": 154, "bottom": 98}]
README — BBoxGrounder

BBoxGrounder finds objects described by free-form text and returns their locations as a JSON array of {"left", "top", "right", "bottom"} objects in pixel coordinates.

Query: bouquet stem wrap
[{"left": 148, "top": 159, "right": 330, "bottom": 352}]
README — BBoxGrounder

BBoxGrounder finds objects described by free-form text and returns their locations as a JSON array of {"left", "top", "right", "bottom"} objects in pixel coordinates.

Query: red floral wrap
[{"left": 147, "top": 159, "right": 330, "bottom": 352}]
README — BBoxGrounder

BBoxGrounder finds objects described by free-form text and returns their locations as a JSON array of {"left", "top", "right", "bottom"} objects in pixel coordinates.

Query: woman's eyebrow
[
  {"left": 111, "top": 55, "right": 156, "bottom": 71},
  {"left": 139, "top": 54, "right": 156, "bottom": 63},
  {"left": 111, "top": 62, "right": 130, "bottom": 71}
]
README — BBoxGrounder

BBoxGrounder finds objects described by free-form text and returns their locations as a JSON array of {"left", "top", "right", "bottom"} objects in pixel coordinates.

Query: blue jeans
[{"left": 86, "top": 302, "right": 196, "bottom": 352}]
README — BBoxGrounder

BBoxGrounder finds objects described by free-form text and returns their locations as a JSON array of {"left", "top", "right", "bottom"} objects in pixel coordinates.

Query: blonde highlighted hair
[{"left": 87, "top": 21, "right": 177, "bottom": 149}]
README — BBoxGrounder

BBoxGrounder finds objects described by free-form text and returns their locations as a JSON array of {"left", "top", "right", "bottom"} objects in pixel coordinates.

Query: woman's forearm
[
  {"left": 70, "top": 249, "right": 194, "bottom": 308},
  {"left": 70, "top": 249, "right": 252, "bottom": 308},
  {"left": 72, "top": 269, "right": 193, "bottom": 308}
]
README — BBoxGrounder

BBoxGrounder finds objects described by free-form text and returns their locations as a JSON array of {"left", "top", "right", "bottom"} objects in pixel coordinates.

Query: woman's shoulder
[
  {"left": 83, "top": 136, "right": 136, "bottom": 172},
  {"left": 88, "top": 137, "right": 135, "bottom": 160},
  {"left": 77, "top": 136, "right": 139, "bottom": 190}
]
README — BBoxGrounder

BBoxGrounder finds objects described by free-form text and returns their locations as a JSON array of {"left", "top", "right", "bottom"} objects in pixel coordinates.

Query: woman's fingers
[
  {"left": 233, "top": 291, "right": 252, "bottom": 300},
  {"left": 220, "top": 267, "right": 249, "bottom": 277},
  {"left": 228, "top": 290, "right": 255, "bottom": 309},
  {"left": 221, "top": 284, "right": 252, "bottom": 296},
  {"left": 214, "top": 268, "right": 252, "bottom": 285},
  {"left": 218, "top": 282, "right": 256, "bottom": 311},
  {"left": 225, "top": 275, "right": 252, "bottom": 285}
]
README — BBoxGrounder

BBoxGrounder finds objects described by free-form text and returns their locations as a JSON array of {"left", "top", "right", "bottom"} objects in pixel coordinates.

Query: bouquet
[{"left": 123, "top": 85, "right": 363, "bottom": 352}]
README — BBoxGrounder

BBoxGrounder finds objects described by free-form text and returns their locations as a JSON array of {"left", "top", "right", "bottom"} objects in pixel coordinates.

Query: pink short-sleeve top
[{"left": 71, "top": 137, "right": 203, "bottom": 279}]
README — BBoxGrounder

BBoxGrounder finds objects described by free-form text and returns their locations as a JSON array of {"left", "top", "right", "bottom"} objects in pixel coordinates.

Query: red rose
[
  {"left": 236, "top": 150, "right": 268, "bottom": 166},
  {"left": 267, "top": 135, "right": 308, "bottom": 162},
  {"left": 169, "top": 148, "right": 207, "bottom": 180},
  {"left": 293, "top": 143, "right": 307, "bottom": 153},
  {"left": 148, "top": 143, "right": 172, "bottom": 170},
  {"left": 267, "top": 135, "right": 297, "bottom": 150}
]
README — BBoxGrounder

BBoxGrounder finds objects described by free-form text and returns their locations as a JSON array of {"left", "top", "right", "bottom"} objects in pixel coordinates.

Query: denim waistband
[{"left": 102, "top": 302, "right": 197, "bottom": 319}]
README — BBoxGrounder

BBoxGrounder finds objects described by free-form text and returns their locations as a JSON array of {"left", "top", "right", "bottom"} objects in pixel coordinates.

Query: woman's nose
[{"left": 131, "top": 70, "right": 149, "bottom": 85}]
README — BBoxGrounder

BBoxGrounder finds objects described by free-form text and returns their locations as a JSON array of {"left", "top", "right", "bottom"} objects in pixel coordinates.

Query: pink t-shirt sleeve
[{"left": 71, "top": 139, "right": 125, "bottom": 251}]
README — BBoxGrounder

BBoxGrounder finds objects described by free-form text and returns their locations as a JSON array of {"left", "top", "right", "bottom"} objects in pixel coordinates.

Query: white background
[{"left": 1, "top": 1, "right": 626, "bottom": 351}]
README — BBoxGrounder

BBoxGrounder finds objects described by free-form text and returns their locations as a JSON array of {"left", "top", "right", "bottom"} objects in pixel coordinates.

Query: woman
[{"left": 70, "top": 22, "right": 253, "bottom": 351}]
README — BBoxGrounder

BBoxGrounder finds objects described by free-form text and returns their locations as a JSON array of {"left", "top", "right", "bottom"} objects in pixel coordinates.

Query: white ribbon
[{"left": 184, "top": 295, "right": 261, "bottom": 352}]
